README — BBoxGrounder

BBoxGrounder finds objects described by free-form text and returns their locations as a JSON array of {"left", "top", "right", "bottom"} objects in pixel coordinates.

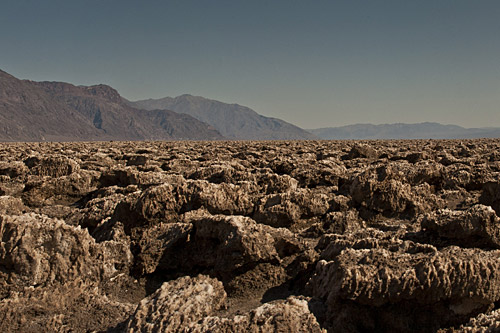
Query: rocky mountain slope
[
  {"left": 0, "top": 70, "right": 224, "bottom": 141},
  {"left": 1, "top": 138, "right": 500, "bottom": 332},
  {"left": 130, "top": 94, "right": 318, "bottom": 140},
  {"left": 310, "top": 122, "right": 500, "bottom": 140}
]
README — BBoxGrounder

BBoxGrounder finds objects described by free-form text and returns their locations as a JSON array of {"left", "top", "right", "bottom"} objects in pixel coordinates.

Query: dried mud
[{"left": 1, "top": 139, "right": 500, "bottom": 332}]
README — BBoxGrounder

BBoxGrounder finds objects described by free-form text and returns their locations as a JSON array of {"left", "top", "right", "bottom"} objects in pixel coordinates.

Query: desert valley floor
[{"left": 1, "top": 139, "right": 500, "bottom": 332}]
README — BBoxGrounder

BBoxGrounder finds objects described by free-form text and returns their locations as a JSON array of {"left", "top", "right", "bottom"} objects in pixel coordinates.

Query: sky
[{"left": 1, "top": 0, "right": 499, "bottom": 129}]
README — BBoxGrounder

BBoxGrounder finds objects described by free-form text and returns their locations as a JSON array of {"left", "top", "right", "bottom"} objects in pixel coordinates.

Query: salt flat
[{"left": 0, "top": 139, "right": 499, "bottom": 332}]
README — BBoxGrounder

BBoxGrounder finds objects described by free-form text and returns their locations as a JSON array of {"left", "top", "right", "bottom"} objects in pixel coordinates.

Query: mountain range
[
  {"left": 0, "top": 70, "right": 223, "bottom": 141},
  {"left": 1, "top": 69, "right": 499, "bottom": 142},
  {"left": 0, "top": 69, "right": 315, "bottom": 141},
  {"left": 309, "top": 123, "right": 500, "bottom": 140},
  {"left": 129, "top": 95, "right": 316, "bottom": 140}
]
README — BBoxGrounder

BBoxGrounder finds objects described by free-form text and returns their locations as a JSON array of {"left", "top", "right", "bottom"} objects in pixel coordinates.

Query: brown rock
[
  {"left": 21, "top": 170, "right": 97, "bottom": 207},
  {"left": 99, "top": 168, "right": 139, "bottom": 187},
  {"left": 24, "top": 156, "right": 79, "bottom": 178},
  {"left": 350, "top": 166, "right": 441, "bottom": 218},
  {"left": 451, "top": 308, "right": 500, "bottom": 332},
  {"left": 188, "top": 180, "right": 256, "bottom": 216},
  {"left": 126, "top": 154, "right": 148, "bottom": 166},
  {"left": 253, "top": 189, "right": 329, "bottom": 228},
  {"left": 182, "top": 213, "right": 280, "bottom": 273},
  {"left": 0, "top": 161, "right": 28, "bottom": 178},
  {"left": 0, "top": 196, "right": 26, "bottom": 215},
  {"left": 345, "top": 144, "right": 379, "bottom": 159},
  {"left": 0, "top": 213, "right": 132, "bottom": 289},
  {"left": 323, "top": 210, "right": 365, "bottom": 234},
  {"left": 0, "top": 280, "right": 133, "bottom": 333},
  {"left": 310, "top": 245, "right": 500, "bottom": 331},
  {"left": 1, "top": 138, "right": 500, "bottom": 332},
  {"left": 76, "top": 193, "right": 126, "bottom": 228},
  {"left": 134, "top": 222, "right": 192, "bottom": 275},
  {"left": 189, "top": 296, "right": 325, "bottom": 332},
  {"left": 122, "top": 275, "right": 226, "bottom": 332},
  {"left": 253, "top": 193, "right": 302, "bottom": 227},
  {"left": 421, "top": 205, "right": 500, "bottom": 248},
  {"left": 480, "top": 181, "right": 500, "bottom": 216}
]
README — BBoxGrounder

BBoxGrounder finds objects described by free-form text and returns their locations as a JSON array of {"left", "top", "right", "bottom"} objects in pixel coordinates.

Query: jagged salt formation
[{"left": 0, "top": 139, "right": 499, "bottom": 332}]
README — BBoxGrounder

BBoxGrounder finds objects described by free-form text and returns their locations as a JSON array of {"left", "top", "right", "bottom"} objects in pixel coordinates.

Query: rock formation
[{"left": 0, "top": 138, "right": 499, "bottom": 331}]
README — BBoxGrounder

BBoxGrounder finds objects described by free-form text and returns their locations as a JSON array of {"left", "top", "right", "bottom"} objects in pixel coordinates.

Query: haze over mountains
[
  {"left": 310, "top": 123, "right": 500, "bottom": 140},
  {"left": 129, "top": 95, "right": 317, "bottom": 140}
]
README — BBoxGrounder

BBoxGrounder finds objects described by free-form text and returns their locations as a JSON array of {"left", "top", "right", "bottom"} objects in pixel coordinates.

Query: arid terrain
[{"left": 1, "top": 139, "right": 500, "bottom": 332}]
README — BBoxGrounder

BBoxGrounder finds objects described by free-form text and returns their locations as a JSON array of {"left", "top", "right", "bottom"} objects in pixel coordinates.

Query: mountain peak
[{"left": 85, "top": 84, "right": 121, "bottom": 103}]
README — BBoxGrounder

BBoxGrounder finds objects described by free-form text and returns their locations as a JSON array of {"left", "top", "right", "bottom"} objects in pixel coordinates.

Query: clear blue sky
[{"left": 1, "top": 0, "right": 499, "bottom": 128}]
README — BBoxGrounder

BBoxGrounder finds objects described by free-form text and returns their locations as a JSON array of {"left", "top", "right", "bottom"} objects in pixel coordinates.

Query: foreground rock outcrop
[
  {"left": 122, "top": 275, "right": 226, "bottom": 332},
  {"left": 0, "top": 139, "right": 499, "bottom": 332}
]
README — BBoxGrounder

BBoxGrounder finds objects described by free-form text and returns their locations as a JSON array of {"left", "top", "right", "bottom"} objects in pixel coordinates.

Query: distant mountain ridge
[
  {"left": 5, "top": 69, "right": 497, "bottom": 142},
  {"left": 310, "top": 122, "right": 500, "bottom": 140},
  {"left": 129, "top": 94, "right": 318, "bottom": 140},
  {"left": 0, "top": 70, "right": 224, "bottom": 142}
]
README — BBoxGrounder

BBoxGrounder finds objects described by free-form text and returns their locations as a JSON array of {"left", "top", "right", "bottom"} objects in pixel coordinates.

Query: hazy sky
[{"left": 1, "top": 1, "right": 499, "bottom": 128}]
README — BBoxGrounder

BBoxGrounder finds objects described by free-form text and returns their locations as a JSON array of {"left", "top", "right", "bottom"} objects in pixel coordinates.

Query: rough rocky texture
[
  {"left": 0, "top": 196, "right": 26, "bottom": 215},
  {"left": 24, "top": 155, "right": 80, "bottom": 177},
  {"left": 311, "top": 245, "right": 500, "bottom": 308},
  {"left": 0, "top": 139, "right": 499, "bottom": 332},
  {"left": 133, "top": 222, "right": 192, "bottom": 275},
  {"left": 121, "top": 275, "right": 325, "bottom": 333},
  {"left": 449, "top": 308, "right": 500, "bottom": 332},
  {"left": 190, "top": 296, "right": 325, "bottom": 332},
  {"left": 122, "top": 275, "right": 226, "bottom": 332},
  {"left": 0, "top": 213, "right": 132, "bottom": 289},
  {"left": 0, "top": 280, "right": 134, "bottom": 333},
  {"left": 173, "top": 213, "right": 304, "bottom": 280},
  {"left": 421, "top": 205, "right": 500, "bottom": 248}
]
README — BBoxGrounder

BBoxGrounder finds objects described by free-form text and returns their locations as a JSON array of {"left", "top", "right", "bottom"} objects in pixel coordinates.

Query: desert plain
[{"left": 1, "top": 139, "right": 500, "bottom": 332}]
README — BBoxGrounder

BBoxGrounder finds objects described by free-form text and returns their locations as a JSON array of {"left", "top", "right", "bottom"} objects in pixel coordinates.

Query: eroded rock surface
[
  {"left": 0, "top": 213, "right": 132, "bottom": 290},
  {"left": 449, "top": 308, "right": 500, "bottom": 332},
  {"left": 421, "top": 204, "right": 500, "bottom": 248},
  {"left": 0, "top": 139, "right": 499, "bottom": 332},
  {"left": 122, "top": 275, "right": 226, "bottom": 332},
  {"left": 190, "top": 296, "right": 325, "bottom": 332}
]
